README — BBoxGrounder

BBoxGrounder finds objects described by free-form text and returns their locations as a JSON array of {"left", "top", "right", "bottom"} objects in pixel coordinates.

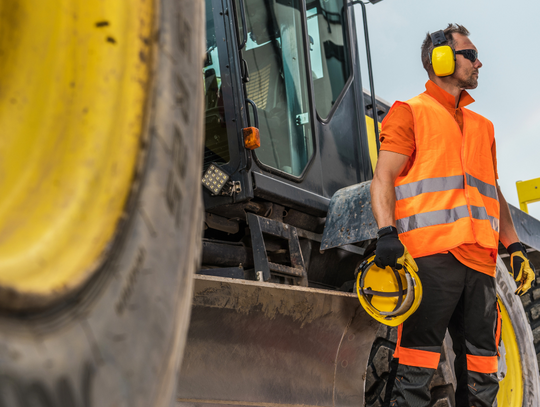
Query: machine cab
[{"left": 203, "top": 0, "right": 388, "bottom": 217}]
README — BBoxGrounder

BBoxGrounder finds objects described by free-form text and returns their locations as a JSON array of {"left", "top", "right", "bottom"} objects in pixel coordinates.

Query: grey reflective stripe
[
  {"left": 397, "top": 205, "right": 500, "bottom": 234},
  {"left": 489, "top": 216, "right": 500, "bottom": 233},
  {"left": 471, "top": 205, "right": 500, "bottom": 232},
  {"left": 470, "top": 205, "right": 489, "bottom": 220},
  {"left": 395, "top": 175, "right": 464, "bottom": 201},
  {"left": 466, "top": 173, "right": 498, "bottom": 200},
  {"left": 397, "top": 205, "right": 470, "bottom": 233}
]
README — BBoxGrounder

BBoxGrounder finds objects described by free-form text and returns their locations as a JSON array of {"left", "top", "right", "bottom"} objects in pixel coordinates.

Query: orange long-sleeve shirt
[{"left": 380, "top": 80, "right": 498, "bottom": 276}]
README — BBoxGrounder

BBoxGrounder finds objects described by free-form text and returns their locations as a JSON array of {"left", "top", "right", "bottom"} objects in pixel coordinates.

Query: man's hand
[
  {"left": 374, "top": 227, "right": 418, "bottom": 272},
  {"left": 507, "top": 242, "right": 536, "bottom": 296}
]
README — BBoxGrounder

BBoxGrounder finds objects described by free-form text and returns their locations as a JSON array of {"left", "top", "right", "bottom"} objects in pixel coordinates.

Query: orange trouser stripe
[
  {"left": 466, "top": 354, "right": 498, "bottom": 374},
  {"left": 394, "top": 324, "right": 440, "bottom": 369},
  {"left": 397, "top": 346, "right": 441, "bottom": 369}
]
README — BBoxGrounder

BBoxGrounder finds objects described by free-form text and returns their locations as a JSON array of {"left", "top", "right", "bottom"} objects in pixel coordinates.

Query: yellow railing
[{"left": 516, "top": 177, "right": 540, "bottom": 213}]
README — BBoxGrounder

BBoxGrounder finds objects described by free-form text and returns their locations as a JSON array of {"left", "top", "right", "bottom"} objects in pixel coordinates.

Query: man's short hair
[{"left": 421, "top": 23, "right": 470, "bottom": 76}]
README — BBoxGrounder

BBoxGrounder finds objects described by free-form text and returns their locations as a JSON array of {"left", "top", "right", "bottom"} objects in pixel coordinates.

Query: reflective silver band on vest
[
  {"left": 470, "top": 205, "right": 500, "bottom": 232},
  {"left": 469, "top": 205, "right": 500, "bottom": 233},
  {"left": 397, "top": 205, "right": 500, "bottom": 234},
  {"left": 395, "top": 174, "right": 498, "bottom": 202},
  {"left": 466, "top": 173, "right": 498, "bottom": 201},
  {"left": 470, "top": 205, "right": 489, "bottom": 221},
  {"left": 397, "top": 205, "right": 470, "bottom": 233},
  {"left": 489, "top": 216, "right": 500, "bottom": 233},
  {"left": 395, "top": 175, "right": 464, "bottom": 201}
]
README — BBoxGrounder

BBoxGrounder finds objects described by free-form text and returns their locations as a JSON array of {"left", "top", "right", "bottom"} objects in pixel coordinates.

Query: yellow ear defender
[
  {"left": 430, "top": 30, "right": 455, "bottom": 77},
  {"left": 356, "top": 255, "right": 423, "bottom": 326}
]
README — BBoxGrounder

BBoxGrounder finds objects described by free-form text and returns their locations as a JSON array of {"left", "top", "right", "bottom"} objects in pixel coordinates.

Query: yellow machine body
[{"left": 366, "top": 115, "right": 380, "bottom": 172}]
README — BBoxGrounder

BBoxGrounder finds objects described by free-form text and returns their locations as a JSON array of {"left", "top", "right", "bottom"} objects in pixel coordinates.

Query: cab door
[
  {"left": 203, "top": 0, "right": 373, "bottom": 216},
  {"left": 240, "top": 0, "right": 372, "bottom": 214}
]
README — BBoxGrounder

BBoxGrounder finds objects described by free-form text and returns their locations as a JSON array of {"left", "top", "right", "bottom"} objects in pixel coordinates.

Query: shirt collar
[{"left": 424, "top": 80, "right": 475, "bottom": 110}]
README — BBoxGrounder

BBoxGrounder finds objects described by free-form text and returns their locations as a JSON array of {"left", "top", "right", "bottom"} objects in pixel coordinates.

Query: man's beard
[{"left": 457, "top": 71, "right": 478, "bottom": 89}]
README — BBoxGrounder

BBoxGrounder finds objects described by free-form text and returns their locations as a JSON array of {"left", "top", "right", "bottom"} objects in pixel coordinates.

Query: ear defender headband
[{"left": 430, "top": 30, "right": 455, "bottom": 77}]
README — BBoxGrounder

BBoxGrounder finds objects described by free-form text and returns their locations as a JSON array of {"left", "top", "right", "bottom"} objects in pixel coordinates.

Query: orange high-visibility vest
[{"left": 386, "top": 93, "right": 500, "bottom": 258}]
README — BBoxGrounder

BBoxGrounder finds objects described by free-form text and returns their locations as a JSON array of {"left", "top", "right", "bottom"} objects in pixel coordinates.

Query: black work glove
[
  {"left": 374, "top": 226, "right": 418, "bottom": 272},
  {"left": 507, "top": 242, "right": 535, "bottom": 296}
]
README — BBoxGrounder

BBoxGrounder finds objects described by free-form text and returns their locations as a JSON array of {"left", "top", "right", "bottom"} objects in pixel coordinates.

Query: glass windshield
[
  {"left": 306, "top": 0, "right": 350, "bottom": 119},
  {"left": 243, "top": 0, "right": 314, "bottom": 176},
  {"left": 204, "top": 0, "right": 230, "bottom": 170}
]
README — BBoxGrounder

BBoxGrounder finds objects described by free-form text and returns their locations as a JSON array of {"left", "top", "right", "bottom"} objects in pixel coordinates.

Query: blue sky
[{"left": 355, "top": 0, "right": 540, "bottom": 220}]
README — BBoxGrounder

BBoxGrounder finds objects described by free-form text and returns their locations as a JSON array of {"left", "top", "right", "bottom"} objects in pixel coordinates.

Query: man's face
[{"left": 451, "top": 33, "right": 482, "bottom": 89}]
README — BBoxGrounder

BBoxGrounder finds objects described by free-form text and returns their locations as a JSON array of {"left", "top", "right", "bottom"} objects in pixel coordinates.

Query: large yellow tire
[{"left": 0, "top": 0, "right": 204, "bottom": 405}]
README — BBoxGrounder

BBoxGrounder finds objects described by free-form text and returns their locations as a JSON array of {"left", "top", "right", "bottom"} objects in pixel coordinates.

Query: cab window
[
  {"left": 203, "top": 0, "right": 230, "bottom": 170},
  {"left": 243, "top": 0, "right": 314, "bottom": 176},
  {"left": 306, "top": 0, "right": 350, "bottom": 119}
]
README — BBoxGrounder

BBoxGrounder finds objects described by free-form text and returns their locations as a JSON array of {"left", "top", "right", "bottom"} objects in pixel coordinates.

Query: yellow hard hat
[{"left": 355, "top": 255, "right": 423, "bottom": 327}]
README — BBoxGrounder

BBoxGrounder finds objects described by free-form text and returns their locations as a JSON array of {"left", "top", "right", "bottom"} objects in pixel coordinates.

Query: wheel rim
[
  {"left": 497, "top": 298, "right": 524, "bottom": 406},
  {"left": 0, "top": 0, "right": 153, "bottom": 309}
]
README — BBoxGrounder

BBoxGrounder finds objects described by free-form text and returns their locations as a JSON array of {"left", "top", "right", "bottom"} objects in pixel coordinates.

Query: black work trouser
[{"left": 389, "top": 253, "right": 500, "bottom": 407}]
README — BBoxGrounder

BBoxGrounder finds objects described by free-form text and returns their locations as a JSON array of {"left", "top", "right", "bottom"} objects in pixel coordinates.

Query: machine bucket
[{"left": 177, "top": 275, "right": 380, "bottom": 407}]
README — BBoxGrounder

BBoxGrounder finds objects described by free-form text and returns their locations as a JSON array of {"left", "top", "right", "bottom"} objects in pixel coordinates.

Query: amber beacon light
[{"left": 243, "top": 127, "right": 260, "bottom": 150}]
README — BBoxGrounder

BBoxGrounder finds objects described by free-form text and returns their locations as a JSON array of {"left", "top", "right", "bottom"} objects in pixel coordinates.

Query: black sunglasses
[{"left": 455, "top": 49, "right": 478, "bottom": 63}]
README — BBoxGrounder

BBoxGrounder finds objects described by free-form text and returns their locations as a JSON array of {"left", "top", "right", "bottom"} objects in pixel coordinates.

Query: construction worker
[{"left": 370, "top": 24, "right": 536, "bottom": 406}]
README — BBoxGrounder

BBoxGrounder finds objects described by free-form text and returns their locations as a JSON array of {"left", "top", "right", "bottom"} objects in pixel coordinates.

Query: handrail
[
  {"left": 351, "top": 1, "right": 380, "bottom": 154},
  {"left": 516, "top": 177, "right": 540, "bottom": 214},
  {"left": 245, "top": 98, "right": 260, "bottom": 129}
]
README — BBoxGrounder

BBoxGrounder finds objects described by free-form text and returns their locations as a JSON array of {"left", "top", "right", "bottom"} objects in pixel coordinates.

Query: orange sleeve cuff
[{"left": 379, "top": 103, "right": 415, "bottom": 157}]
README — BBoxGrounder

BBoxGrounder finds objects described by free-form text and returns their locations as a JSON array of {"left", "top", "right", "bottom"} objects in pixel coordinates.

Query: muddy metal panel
[
  {"left": 177, "top": 275, "right": 380, "bottom": 407},
  {"left": 320, "top": 181, "right": 377, "bottom": 251},
  {"left": 508, "top": 204, "right": 540, "bottom": 251}
]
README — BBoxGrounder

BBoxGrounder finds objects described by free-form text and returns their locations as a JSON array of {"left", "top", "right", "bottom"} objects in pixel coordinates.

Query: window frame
[
  {"left": 247, "top": 0, "right": 319, "bottom": 182},
  {"left": 204, "top": 0, "right": 252, "bottom": 179},
  {"left": 305, "top": 0, "right": 354, "bottom": 124}
]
